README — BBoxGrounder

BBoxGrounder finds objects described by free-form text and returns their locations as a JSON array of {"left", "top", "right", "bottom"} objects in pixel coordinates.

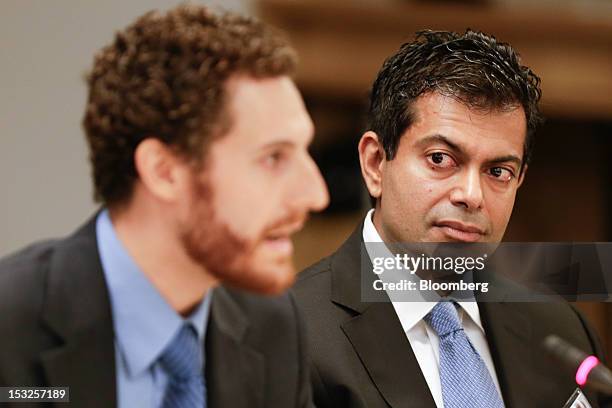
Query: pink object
[{"left": 576, "top": 355, "right": 599, "bottom": 386}]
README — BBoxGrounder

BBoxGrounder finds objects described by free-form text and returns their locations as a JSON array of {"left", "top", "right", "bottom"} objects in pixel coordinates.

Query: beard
[{"left": 179, "top": 176, "right": 299, "bottom": 295}]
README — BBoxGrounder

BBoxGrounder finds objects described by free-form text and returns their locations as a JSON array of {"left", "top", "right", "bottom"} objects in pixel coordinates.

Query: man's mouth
[
  {"left": 261, "top": 219, "right": 305, "bottom": 256},
  {"left": 262, "top": 235, "right": 294, "bottom": 255},
  {"left": 433, "top": 220, "right": 485, "bottom": 243}
]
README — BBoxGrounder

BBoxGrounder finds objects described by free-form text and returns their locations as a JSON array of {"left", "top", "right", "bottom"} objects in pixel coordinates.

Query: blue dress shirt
[{"left": 96, "top": 210, "right": 212, "bottom": 408}]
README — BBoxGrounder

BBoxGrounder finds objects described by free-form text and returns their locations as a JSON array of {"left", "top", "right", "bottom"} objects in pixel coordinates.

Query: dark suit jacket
[
  {"left": 0, "top": 216, "right": 312, "bottom": 408},
  {"left": 293, "top": 224, "right": 611, "bottom": 408}
]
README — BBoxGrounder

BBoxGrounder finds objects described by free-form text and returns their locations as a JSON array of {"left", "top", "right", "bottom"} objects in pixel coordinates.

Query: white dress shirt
[{"left": 362, "top": 209, "right": 502, "bottom": 408}]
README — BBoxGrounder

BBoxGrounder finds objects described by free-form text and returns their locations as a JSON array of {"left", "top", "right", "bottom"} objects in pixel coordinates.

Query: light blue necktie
[
  {"left": 159, "top": 324, "right": 206, "bottom": 408},
  {"left": 424, "top": 302, "right": 504, "bottom": 408}
]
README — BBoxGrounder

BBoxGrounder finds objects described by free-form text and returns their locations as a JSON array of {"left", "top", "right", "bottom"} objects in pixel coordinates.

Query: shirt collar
[
  {"left": 96, "top": 209, "right": 212, "bottom": 378},
  {"left": 361, "top": 208, "right": 484, "bottom": 333}
]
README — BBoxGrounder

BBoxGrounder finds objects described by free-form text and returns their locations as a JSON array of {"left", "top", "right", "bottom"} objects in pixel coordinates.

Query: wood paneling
[{"left": 258, "top": 0, "right": 612, "bottom": 119}]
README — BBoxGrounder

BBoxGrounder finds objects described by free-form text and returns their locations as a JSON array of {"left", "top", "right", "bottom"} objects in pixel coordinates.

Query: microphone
[{"left": 543, "top": 335, "right": 612, "bottom": 395}]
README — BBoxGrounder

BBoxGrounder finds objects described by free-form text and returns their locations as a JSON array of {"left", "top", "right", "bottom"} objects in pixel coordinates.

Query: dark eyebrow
[
  {"left": 257, "top": 141, "right": 295, "bottom": 152},
  {"left": 485, "top": 155, "right": 523, "bottom": 169},
  {"left": 415, "top": 134, "right": 523, "bottom": 168},
  {"left": 256, "top": 132, "right": 315, "bottom": 152},
  {"left": 414, "top": 134, "right": 464, "bottom": 154}
]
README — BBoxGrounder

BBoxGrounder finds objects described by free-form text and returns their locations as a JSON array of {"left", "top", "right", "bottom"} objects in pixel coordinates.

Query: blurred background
[{"left": 1, "top": 0, "right": 610, "bottom": 352}]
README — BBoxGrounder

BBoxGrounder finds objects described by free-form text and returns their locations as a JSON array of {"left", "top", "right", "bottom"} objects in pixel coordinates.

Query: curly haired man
[{"left": 0, "top": 5, "right": 327, "bottom": 407}]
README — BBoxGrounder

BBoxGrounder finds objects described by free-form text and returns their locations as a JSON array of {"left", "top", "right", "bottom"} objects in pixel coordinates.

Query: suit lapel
[
  {"left": 39, "top": 217, "right": 117, "bottom": 408},
  {"left": 331, "top": 225, "right": 436, "bottom": 408},
  {"left": 341, "top": 303, "right": 437, "bottom": 408},
  {"left": 206, "top": 288, "right": 264, "bottom": 408},
  {"left": 479, "top": 302, "right": 533, "bottom": 408}
]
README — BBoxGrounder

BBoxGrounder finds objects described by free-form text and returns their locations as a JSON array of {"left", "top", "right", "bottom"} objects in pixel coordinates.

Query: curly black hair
[
  {"left": 83, "top": 4, "right": 297, "bottom": 206},
  {"left": 368, "top": 29, "right": 542, "bottom": 167}
]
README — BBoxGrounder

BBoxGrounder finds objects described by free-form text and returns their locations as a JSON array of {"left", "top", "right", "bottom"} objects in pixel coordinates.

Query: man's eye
[
  {"left": 488, "top": 167, "right": 514, "bottom": 181},
  {"left": 263, "top": 151, "right": 285, "bottom": 168},
  {"left": 427, "top": 152, "right": 455, "bottom": 169}
]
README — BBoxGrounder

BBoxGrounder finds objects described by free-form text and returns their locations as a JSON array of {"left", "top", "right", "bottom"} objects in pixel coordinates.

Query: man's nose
[
  {"left": 292, "top": 155, "right": 330, "bottom": 213},
  {"left": 449, "top": 167, "right": 484, "bottom": 211}
]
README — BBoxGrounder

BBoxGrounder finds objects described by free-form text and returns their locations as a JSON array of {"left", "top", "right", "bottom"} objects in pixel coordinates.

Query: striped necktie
[
  {"left": 424, "top": 301, "right": 504, "bottom": 408},
  {"left": 159, "top": 324, "right": 206, "bottom": 408}
]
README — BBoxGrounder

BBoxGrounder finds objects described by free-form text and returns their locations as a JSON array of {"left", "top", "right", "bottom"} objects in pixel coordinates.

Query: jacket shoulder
[
  {"left": 295, "top": 254, "right": 333, "bottom": 287},
  {"left": 0, "top": 240, "right": 63, "bottom": 385},
  {"left": 508, "top": 301, "right": 604, "bottom": 357},
  {"left": 218, "top": 287, "right": 301, "bottom": 337},
  {"left": 292, "top": 254, "right": 335, "bottom": 321},
  {"left": 0, "top": 240, "right": 57, "bottom": 275},
  {"left": 0, "top": 240, "right": 58, "bottom": 311},
  {"left": 294, "top": 222, "right": 362, "bottom": 294}
]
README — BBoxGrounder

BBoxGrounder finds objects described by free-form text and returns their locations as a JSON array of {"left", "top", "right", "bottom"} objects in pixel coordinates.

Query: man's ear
[
  {"left": 358, "top": 131, "right": 386, "bottom": 200},
  {"left": 133, "top": 138, "right": 187, "bottom": 203},
  {"left": 517, "top": 164, "right": 528, "bottom": 188}
]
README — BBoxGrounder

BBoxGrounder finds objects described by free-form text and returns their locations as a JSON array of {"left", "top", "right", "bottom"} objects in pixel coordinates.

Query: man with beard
[
  {"left": 293, "top": 30, "right": 610, "bottom": 408},
  {"left": 0, "top": 5, "right": 328, "bottom": 408}
]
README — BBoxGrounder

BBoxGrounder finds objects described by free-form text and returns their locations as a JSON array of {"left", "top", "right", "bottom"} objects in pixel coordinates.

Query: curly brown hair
[{"left": 83, "top": 4, "right": 297, "bottom": 206}]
